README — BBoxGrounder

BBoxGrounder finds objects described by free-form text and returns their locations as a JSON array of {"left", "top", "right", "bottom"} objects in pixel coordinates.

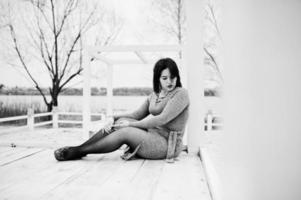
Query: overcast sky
[{"left": 0, "top": 0, "right": 177, "bottom": 88}]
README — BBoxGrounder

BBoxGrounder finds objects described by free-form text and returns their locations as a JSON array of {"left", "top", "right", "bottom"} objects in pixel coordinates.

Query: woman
[{"left": 54, "top": 58, "right": 190, "bottom": 161}]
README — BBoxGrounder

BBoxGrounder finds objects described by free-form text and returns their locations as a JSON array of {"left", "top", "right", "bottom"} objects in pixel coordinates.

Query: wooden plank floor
[
  {"left": 0, "top": 128, "right": 212, "bottom": 199},
  {"left": 0, "top": 146, "right": 211, "bottom": 200}
]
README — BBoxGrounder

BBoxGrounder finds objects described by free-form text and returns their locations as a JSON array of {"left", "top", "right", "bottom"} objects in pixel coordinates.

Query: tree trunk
[
  {"left": 52, "top": 94, "right": 58, "bottom": 107},
  {"left": 44, "top": 101, "right": 53, "bottom": 122},
  {"left": 47, "top": 102, "right": 53, "bottom": 112}
]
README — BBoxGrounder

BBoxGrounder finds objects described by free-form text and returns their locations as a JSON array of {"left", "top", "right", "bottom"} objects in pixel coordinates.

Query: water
[
  {"left": 0, "top": 95, "right": 222, "bottom": 114},
  {"left": 0, "top": 95, "right": 146, "bottom": 113}
]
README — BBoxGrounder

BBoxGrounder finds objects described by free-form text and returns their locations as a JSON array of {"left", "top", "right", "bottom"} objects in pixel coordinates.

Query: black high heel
[{"left": 54, "top": 147, "right": 85, "bottom": 161}]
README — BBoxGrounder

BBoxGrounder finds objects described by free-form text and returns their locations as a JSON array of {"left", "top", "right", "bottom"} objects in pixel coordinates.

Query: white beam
[
  {"left": 92, "top": 58, "right": 152, "bottom": 65},
  {"left": 134, "top": 51, "right": 148, "bottom": 64},
  {"left": 82, "top": 52, "right": 91, "bottom": 140},
  {"left": 106, "top": 64, "right": 113, "bottom": 116},
  {"left": 92, "top": 54, "right": 113, "bottom": 66},
  {"left": 183, "top": 0, "right": 205, "bottom": 154},
  {"left": 87, "top": 45, "right": 182, "bottom": 52}
]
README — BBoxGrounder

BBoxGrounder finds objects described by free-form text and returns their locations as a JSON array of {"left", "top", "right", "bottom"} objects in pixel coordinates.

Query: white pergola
[{"left": 82, "top": 0, "right": 205, "bottom": 154}]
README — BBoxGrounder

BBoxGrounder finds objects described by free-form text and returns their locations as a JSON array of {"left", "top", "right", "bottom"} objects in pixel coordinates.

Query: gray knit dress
[{"left": 116, "top": 87, "right": 190, "bottom": 160}]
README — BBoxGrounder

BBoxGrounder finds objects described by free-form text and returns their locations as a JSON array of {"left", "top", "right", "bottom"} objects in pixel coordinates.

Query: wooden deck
[{"left": 0, "top": 129, "right": 211, "bottom": 200}]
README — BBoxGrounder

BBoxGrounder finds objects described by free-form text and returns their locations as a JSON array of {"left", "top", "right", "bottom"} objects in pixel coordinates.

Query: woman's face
[{"left": 159, "top": 68, "right": 177, "bottom": 93}]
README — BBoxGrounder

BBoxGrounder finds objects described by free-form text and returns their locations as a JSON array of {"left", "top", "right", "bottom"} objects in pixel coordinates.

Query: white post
[
  {"left": 27, "top": 107, "right": 34, "bottom": 131},
  {"left": 183, "top": 0, "right": 205, "bottom": 154},
  {"left": 179, "top": 54, "right": 188, "bottom": 146},
  {"left": 106, "top": 64, "right": 113, "bottom": 116},
  {"left": 52, "top": 106, "right": 58, "bottom": 129},
  {"left": 100, "top": 113, "right": 105, "bottom": 121},
  {"left": 83, "top": 52, "right": 91, "bottom": 140},
  {"left": 207, "top": 110, "right": 213, "bottom": 132}
]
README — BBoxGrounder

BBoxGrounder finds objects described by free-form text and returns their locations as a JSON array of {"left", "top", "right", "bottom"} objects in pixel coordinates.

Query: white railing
[
  {"left": 0, "top": 107, "right": 105, "bottom": 134},
  {"left": 0, "top": 106, "right": 220, "bottom": 134},
  {"left": 204, "top": 111, "right": 223, "bottom": 132}
]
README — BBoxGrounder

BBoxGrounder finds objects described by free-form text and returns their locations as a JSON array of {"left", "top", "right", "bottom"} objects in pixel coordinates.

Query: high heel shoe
[{"left": 54, "top": 147, "right": 85, "bottom": 161}]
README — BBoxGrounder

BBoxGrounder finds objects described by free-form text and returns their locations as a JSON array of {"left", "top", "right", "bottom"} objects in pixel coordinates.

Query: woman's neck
[
  {"left": 159, "top": 87, "right": 176, "bottom": 97},
  {"left": 160, "top": 90, "right": 169, "bottom": 96}
]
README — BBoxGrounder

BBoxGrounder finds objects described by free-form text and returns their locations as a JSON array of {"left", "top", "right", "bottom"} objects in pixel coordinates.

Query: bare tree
[
  {"left": 152, "top": 0, "right": 185, "bottom": 45},
  {"left": 151, "top": 0, "right": 223, "bottom": 83},
  {"left": 0, "top": 3, "right": 7, "bottom": 29},
  {"left": 4, "top": 0, "right": 122, "bottom": 112},
  {"left": 203, "top": 0, "right": 223, "bottom": 83},
  {"left": 150, "top": 0, "right": 185, "bottom": 58}
]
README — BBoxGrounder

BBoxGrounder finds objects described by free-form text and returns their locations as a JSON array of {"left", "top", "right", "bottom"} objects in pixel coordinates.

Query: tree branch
[
  {"left": 207, "top": 3, "right": 222, "bottom": 39},
  {"left": 59, "top": 5, "right": 96, "bottom": 81},
  {"left": 56, "top": 0, "right": 79, "bottom": 37},
  {"left": 59, "top": 31, "right": 81, "bottom": 80},
  {"left": 37, "top": 22, "right": 55, "bottom": 75},
  {"left": 50, "top": 0, "right": 58, "bottom": 78},
  {"left": 8, "top": 24, "right": 49, "bottom": 106},
  {"left": 59, "top": 67, "right": 83, "bottom": 91},
  {"left": 29, "top": 0, "right": 53, "bottom": 30},
  {"left": 204, "top": 46, "right": 223, "bottom": 82}
]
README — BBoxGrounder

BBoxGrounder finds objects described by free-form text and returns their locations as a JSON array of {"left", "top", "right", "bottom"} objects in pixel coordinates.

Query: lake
[
  {"left": 0, "top": 95, "right": 146, "bottom": 113},
  {"left": 0, "top": 95, "right": 223, "bottom": 115}
]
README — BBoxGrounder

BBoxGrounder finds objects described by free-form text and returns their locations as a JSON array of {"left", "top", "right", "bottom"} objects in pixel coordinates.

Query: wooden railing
[
  {"left": 0, "top": 107, "right": 105, "bottom": 134},
  {"left": 204, "top": 110, "right": 223, "bottom": 131},
  {"left": 0, "top": 107, "right": 221, "bottom": 134}
]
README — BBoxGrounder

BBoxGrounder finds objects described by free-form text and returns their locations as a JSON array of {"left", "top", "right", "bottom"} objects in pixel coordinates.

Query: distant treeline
[
  {"left": 0, "top": 86, "right": 153, "bottom": 96},
  {"left": 0, "top": 85, "right": 220, "bottom": 96}
]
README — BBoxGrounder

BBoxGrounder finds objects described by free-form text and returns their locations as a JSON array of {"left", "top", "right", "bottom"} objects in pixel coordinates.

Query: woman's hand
[
  {"left": 103, "top": 117, "right": 114, "bottom": 132},
  {"left": 112, "top": 120, "right": 130, "bottom": 128}
]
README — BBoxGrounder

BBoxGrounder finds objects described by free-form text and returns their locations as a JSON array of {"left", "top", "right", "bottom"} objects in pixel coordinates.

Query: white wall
[{"left": 220, "top": 1, "right": 301, "bottom": 200}]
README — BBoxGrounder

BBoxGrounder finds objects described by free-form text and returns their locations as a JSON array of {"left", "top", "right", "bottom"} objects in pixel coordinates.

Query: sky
[
  {"left": 0, "top": 0, "right": 173, "bottom": 88},
  {"left": 0, "top": 0, "right": 222, "bottom": 89}
]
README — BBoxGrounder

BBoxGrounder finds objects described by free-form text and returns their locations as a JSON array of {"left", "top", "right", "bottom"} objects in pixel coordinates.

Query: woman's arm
[
  {"left": 110, "top": 95, "right": 151, "bottom": 121},
  {"left": 129, "top": 88, "right": 189, "bottom": 129}
]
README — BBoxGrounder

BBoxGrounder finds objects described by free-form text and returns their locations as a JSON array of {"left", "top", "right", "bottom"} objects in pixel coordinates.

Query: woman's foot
[{"left": 54, "top": 146, "right": 85, "bottom": 161}]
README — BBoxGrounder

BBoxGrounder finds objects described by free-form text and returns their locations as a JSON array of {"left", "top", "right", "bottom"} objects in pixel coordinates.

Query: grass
[
  {"left": 0, "top": 102, "right": 47, "bottom": 126},
  {"left": 0, "top": 101, "right": 106, "bottom": 128},
  {"left": 57, "top": 114, "right": 103, "bottom": 128},
  {"left": 1, "top": 99, "right": 222, "bottom": 130}
]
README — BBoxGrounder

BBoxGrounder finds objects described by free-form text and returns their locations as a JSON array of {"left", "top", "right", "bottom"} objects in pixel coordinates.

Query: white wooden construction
[
  {"left": 81, "top": 0, "right": 206, "bottom": 152},
  {"left": 0, "top": 108, "right": 106, "bottom": 135},
  {"left": 0, "top": 0, "right": 208, "bottom": 154},
  {"left": 0, "top": 107, "right": 219, "bottom": 137},
  {"left": 0, "top": 145, "right": 212, "bottom": 200},
  {"left": 0, "top": 0, "right": 224, "bottom": 199},
  {"left": 82, "top": 44, "right": 206, "bottom": 153},
  {"left": 81, "top": 45, "right": 183, "bottom": 140},
  {"left": 183, "top": 0, "right": 206, "bottom": 153},
  {"left": 81, "top": 0, "right": 206, "bottom": 154}
]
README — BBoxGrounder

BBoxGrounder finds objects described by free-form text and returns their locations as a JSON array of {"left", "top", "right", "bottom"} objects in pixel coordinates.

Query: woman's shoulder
[
  {"left": 169, "top": 87, "right": 189, "bottom": 100},
  {"left": 174, "top": 87, "right": 188, "bottom": 95},
  {"left": 147, "top": 91, "right": 157, "bottom": 101},
  {"left": 177, "top": 87, "right": 188, "bottom": 93}
]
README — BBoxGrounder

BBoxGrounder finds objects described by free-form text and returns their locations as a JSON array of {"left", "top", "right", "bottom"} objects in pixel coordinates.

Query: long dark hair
[{"left": 153, "top": 58, "right": 182, "bottom": 93}]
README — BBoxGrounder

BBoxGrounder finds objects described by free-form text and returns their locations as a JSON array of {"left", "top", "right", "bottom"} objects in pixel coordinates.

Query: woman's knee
[
  {"left": 115, "top": 127, "right": 145, "bottom": 143},
  {"left": 112, "top": 127, "right": 133, "bottom": 140},
  {"left": 115, "top": 117, "right": 137, "bottom": 123},
  {"left": 113, "top": 118, "right": 138, "bottom": 131}
]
